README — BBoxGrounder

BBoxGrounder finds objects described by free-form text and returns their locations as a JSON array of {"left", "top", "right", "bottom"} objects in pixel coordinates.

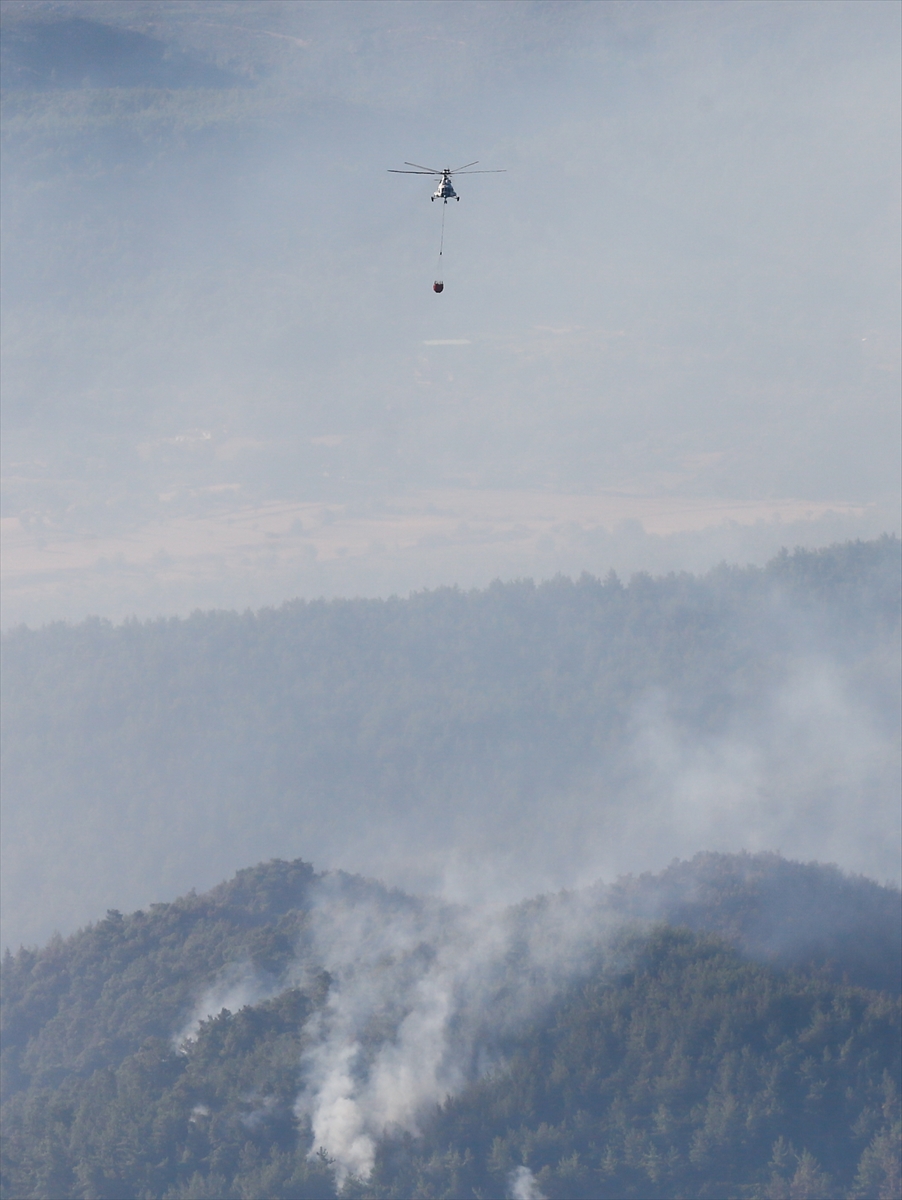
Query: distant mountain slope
[
  {"left": 377, "top": 931, "right": 901, "bottom": 1200},
  {"left": 605, "top": 850, "right": 902, "bottom": 994},
  {"left": 2, "top": 537, "right": 900, "bottom": 950},
  {"left": 1, "top": 853, "right": 899, "bottom": 1199}
]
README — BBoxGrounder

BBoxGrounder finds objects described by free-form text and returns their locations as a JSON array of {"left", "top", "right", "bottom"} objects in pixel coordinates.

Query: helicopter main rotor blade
[
  {"left": 449, "top": 161, "right": 479, "bottom": 173},
  {"left": 388, "top": 169, "right": 439, "bottom": 174},
  {"left": 404, "top": 162, "right": 443, "bottom": 173},
  {"left": 452, "top": 169, "right": 506, "bottom": 174}
]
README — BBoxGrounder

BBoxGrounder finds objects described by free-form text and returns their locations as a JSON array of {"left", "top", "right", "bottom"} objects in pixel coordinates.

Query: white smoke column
[
  {"left": 507, "top": 1166, "right": 547, "bottom": 1200},
  {"left": 173, "top": 962, "right": 277, "bottom": 1047},
  {"left": 610, "top": 651, "right": 901, "bottom": 885},
  {"left": 293, "top": 875, "right": 613, "bottom": 1182}
]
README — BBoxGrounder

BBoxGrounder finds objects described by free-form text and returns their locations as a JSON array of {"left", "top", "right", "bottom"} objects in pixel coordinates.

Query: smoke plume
[{"left": 293, "top": 875, "right": 612, "bottom": 1181}]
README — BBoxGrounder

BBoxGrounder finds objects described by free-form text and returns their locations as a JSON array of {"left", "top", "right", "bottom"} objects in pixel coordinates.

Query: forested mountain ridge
[
  {"left": 2, "top": 536, "right": 900, "bottom": 951},
  {"left": 374, "top": 932, "right": 900, "bottom": 1200},
  {"left": 1, "top": 853, "right": 900, "bottom": 1199},
  {"left": 603, "top": 851, "right": 902, "bottom": 994}
]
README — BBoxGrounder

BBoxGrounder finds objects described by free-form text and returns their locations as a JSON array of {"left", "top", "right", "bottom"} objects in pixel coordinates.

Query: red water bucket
[{"left": 433, "top": 281, "right": 444, "bottom": 293}]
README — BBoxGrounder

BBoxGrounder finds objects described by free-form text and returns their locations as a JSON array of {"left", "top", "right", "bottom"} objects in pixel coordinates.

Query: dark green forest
[
  {"left": 2, "top": 853, "right": 900, "bottom": 1200},
  {"left": 3, "top": 537, "right": 900, "bottom": 952},
  {"left": 2, "top": 538, "right": 900, "bottom": 1197}
]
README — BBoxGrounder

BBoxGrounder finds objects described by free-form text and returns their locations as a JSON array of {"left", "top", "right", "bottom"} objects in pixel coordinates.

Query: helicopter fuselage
[{"left": 432, "top": 172, "right": 460, "bottom": 202}]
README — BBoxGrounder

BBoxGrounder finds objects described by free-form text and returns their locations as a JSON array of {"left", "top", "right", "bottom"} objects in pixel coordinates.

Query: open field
[{"left": 1, "top": 485, "right": 884, "bottom": 626}]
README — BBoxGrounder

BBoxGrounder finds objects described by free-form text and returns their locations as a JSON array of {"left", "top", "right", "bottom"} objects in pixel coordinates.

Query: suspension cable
[{"left": 434, "top": 201, "right": 446, "bottom": 290}]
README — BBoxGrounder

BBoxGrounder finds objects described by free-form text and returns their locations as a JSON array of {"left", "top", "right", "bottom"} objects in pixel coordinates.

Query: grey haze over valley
[
  {"left": 0, "top": 2, "right": 899, "bottom": 952},
  {"left": 1, "top": 0, "right": 899, "bottom": 626}
]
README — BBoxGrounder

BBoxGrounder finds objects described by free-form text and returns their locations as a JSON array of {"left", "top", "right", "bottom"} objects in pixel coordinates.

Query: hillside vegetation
[
  {"left": 1, "top": 853, "right": 900, "bottom": 1199},
  {"left": 3, "top": 537, "right": 900, "bottom": 949}
]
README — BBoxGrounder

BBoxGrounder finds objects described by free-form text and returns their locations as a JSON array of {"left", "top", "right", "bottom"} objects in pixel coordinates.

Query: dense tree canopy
[
  {"left": 3, "top": 537, "right": 900, "bottom": 951},
  {"left": 2, "top": 855, "right": 899, "bottom": 1199},
  {"left": 367, "top": 930, "right": 900, "bottom": 1200}
]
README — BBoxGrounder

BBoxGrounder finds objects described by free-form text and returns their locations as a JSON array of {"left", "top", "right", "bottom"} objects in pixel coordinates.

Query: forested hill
[
  {"left": 1, "top": 854, "right": 900, "bottom": 1199},
  {"left": 3, "top": 536, "right": 900, "bottom": 950}
]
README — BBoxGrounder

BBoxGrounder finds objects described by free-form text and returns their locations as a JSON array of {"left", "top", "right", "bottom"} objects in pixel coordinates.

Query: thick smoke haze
[
  {"left": 2, "top": 541, "right": 899, "bottom": 950},
  {"left": 2, "top": 0, "right": 899, "bottom": 625},
  {"left": 166, "top": 873, "right": 615, "bottom": 1184},
  {"left": 162, "top": 856, "right": 900, "bottom": 1186}
]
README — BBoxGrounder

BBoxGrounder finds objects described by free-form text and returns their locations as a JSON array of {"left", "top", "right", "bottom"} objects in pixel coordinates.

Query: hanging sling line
[{"left": 433, "top": 202, "right": 446, "bottom": 291}]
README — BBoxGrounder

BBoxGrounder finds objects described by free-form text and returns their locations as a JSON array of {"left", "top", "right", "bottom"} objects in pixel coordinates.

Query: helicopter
[
  {"left": 389, "top": 160, "right": 505, "bottom": 292},
  {"left": 388, "top": 161, "right": 505, "bottom": 203}
]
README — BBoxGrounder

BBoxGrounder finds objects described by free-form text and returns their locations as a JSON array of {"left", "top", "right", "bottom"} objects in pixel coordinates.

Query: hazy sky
[
  {"left": 1, "top": 2, "right": 901, "bottom": 953},
  {"left": 1, "top": 0, "right": 900, "bottom": 624}
]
